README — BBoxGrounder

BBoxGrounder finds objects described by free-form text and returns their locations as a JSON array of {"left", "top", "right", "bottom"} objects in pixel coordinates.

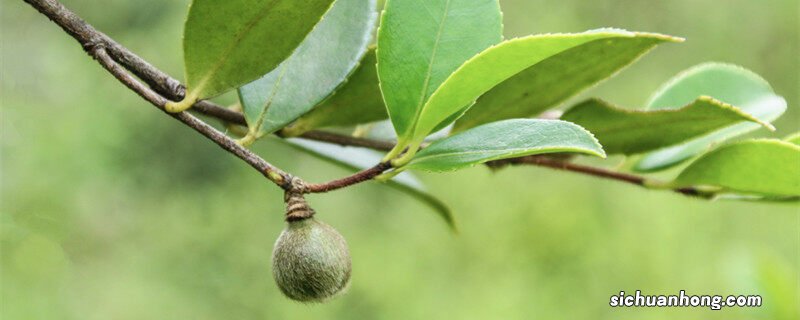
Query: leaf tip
[
  {"left": 447, "top": 220, "right": 460, "bottom": 235},
  {"left": 631, "top": 32, "right": 685, "bottom": 43},
  {"left": 587, "top": 144, "right": 607, "bottom": 159},
  {"left": 667, "top": 35, "right": 686, "bottom": 43},
  {"left": 698, "top": 95, "right": 777, "bottom": 131}
]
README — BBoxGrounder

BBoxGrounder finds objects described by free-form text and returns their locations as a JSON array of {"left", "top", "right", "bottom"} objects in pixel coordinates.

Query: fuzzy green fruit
[{"left": 272, "top": 218, "right": 351, "bottom": 302}]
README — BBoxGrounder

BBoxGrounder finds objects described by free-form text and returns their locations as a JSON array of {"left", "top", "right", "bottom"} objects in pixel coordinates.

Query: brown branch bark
[
  {"left": 92, "top": 46, "right": 293, "bottom": 189},
  {"left": 292, "top": 131, "right": 395, "bottom": 152},
  {"left": 488, "top": 156, "right": 706, "bottom": 197},
  {"left": 194, "top": 101, "right": 247, "bottom": 125},
  {"left": 304, "top": 163, "right": 393, "bottom": 193},
  {"left": 23, "top": 0, "right": 395, "bottom": 194},
  {"left": 23, "top": 0, "right": 702, "bottom": 198},
  {"left": 24, "top": 0, "right": 327, "bottom": 191},
  {"left": 22, "top": 0, "right": 183, "bottom": 99}
]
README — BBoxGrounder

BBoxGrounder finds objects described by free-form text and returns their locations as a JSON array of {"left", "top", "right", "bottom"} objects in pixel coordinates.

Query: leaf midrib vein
[
  {"left": 406, "top": 0, "right": 452, "bottom": 137},
  {"left": 251, "top": 65, "right": 290, "bottom": 133}
]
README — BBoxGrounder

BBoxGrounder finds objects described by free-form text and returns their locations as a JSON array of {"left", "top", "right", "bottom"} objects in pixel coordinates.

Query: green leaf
[
  {"left": 670, "top": 139, "right": 800, "bottom": 197},
  {"left": 238, "top": 0, "right": 377, "bottom": 136},
  {"left": 561, "top": 97, "right": 773, "bottom": 154},
  {"left": 282, "top": 49, "right": 388, "bottom": 136},
  {"left": 411, "top": 29, "right": 681, "bottom": 144},
  {"left": 784, "top": 132, "right": 800, "bottom": 146},
  {"left": 634, "top": 63, "right": 787, "bottom": 171},
  {"left": 377, "top": 0, "right": 502, "bottom": 142},
  {"left": 405, "top": 119, "right": 605, "bottom": 172},
  {"left": 181, "top": 0, "right": 336, "bottom": 101},
  {"left": 452, "top": 32, "right": 680, "bottom": 133},
  {"left": 283, "top": 139, "right": 456, "bottom": 231}
]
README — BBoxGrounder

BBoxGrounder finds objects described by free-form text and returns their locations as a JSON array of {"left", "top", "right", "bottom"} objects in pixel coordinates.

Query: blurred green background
[{"left": 2, "top": 0, "right": 798, "bottom": 319}]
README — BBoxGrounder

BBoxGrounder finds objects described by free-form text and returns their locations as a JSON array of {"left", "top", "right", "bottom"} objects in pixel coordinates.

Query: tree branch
[
  {"left": 488, "top": 156, "right": 706, "bottom": 197},
  {"left": 22, "top": 0, "right": 183, "bottom": 98},
  {"left": 288, "top": 128, "right": 705, "bottom": 197},
  {"left": 24, "top": 0, "right": 702, "bottom": 198},
  {"left": 92, "top": 46, "right": 293, "bottom": 189},
  {"left": 25, "top": 0, "right": 300, "bottom": 190},
  {"left": 291, "top": 131, "right": 395, "bottom": 152},
  {"left": 194, "top": 101, "right": 247, "bottom": 125},
  {"left": 304, "top": 162, "right": 392, "bottom": 193},
  {"left": 23, "top": 0, "right": 396, "bottom": 193}
]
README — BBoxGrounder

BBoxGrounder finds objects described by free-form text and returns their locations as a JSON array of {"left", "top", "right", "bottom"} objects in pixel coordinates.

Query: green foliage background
[{"left": 2, "top": 0, "right": 798, "bottom": 318}]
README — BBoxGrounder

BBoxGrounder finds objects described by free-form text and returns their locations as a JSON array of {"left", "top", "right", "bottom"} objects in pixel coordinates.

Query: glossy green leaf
[
  {"left": 452, "top": 32, "right": 679, "bottom": 133},
  {"left": 635, "top": 63, "right": 787, "bottom": 171},
  {"left": 282, "top": 49, "right": 387, "bottom": 136},
  {"left": 671, "top": 140, "right": 800, "bottom": 197},
  {"left": 784, "top": 132, "right": 800, "bottom": 146},
  {"left": 238, "top": 0, "right": 377, "bottom": 136},
  {"left": 283, "top": 138, "right": 456, "bottom": 231},
  {"left": 377, "top": 0, "right": 502, "bottom": 141},
  {"left": 411, "top": 29, "right": 681, "bottom": 143},
  {"left": 405, "top": 119, "right": 605, "bottom": 172},
  {"left": 181, "top": 0, "right": 336, "bottom": 100},
  {"left": 561, "top": 97, "right": 772, "bottom": 154}
]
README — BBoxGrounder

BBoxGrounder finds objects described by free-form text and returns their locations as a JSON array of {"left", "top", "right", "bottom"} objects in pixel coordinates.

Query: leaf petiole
[
  {"left": 236, "top": 130, "right": 263, "bottom": 147},
  {"left": 389, "top": 144, "right": 420, "bottom": 167},
  {"left": 381, "top": 139, "right": 409, "bottom": 162},
  {"left": 375, "top": 170, "right": 402, "bottom": 182},
  {"left": 164, "top": 90, "right": 200, "bottom": 113}
]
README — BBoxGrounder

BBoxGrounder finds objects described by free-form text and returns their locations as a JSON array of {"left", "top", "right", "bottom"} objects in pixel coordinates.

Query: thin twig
[
  {"left": 23, "top": 0, "right": 243, "bottom": 121},
  {"left": 488, "top": 156, "right": 705, "bottom": 197},
  {"left": 24, "top": 0, "right": 394, "bottom": 193},
  {"left": 293, "top": 131, "right": 395, "bottom": 151},
  {"left": 194, "top": 101, "right": 247, "bottom": 125},
  {"left": 22, "top": 0, "right": 183, "bottom": 99},
  {"left": 305, "top": 163, "right": 393, "bottom": 193},
  {"left": 23, "top": 0, "right": 389, "bottom": 152},
  {"left": 91, "top": 46, "right": 293, "bottom": 189},
  {"left": 24, "top": 0, "right": 702, "bottom": 198},
  {"left": 19, "top": 0, "right": 243, "bottom": 124}
]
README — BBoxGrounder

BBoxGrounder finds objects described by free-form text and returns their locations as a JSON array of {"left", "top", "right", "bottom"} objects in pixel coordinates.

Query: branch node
[
  {"left": 171, "top": 83, "right": 187, "bottom": 100},
  {"left": 83, "top": 38, "right": 105, "bottom": 56},
  {"left": 287, "top": 176, "right": 308, "bottom": 193}
]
